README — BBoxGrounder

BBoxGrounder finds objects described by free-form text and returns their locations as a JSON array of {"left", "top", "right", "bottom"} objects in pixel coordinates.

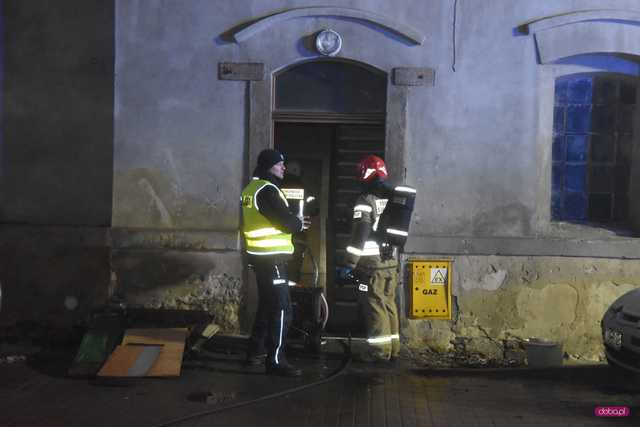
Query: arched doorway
[{"left": 273, "top": 59, "right": 387, "bottom": 333}]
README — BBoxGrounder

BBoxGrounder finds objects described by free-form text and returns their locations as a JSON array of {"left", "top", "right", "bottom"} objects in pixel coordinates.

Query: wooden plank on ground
[
  {"left": 97, "top": 328, "right": 188, "bottom": 378},
  {"left": 97, "top": 345, "right": 161, "bottom": 377},
  {"left": 122, "top": 328, "right": 188, "bottom": 377},
  {"left": 121, "top": 328, "right": 188, "bottom": 346}
]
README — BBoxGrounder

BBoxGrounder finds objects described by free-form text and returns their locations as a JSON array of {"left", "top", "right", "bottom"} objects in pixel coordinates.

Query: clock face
[{"left": 316, "top": 29, "right": 342, "bottom": 56}]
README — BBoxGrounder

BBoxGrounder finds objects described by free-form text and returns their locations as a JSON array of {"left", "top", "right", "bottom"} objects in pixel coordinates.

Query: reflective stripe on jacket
[
  {"left": 241, "top": 178, "right": 294, "bottom": 256},
  {"left": 367, "top": 334, "right": 400, "bottom": 345},
  {"left": 344, "top": 194, "right": 388, "bottom": 267}
]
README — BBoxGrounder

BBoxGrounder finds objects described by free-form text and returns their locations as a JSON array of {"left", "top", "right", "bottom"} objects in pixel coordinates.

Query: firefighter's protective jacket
[
  {"left": 344, "top": 190, "right": 398, "bottom": 270},
  {"left": 343, "top": 182, "right": 400, "bottom": 361}
]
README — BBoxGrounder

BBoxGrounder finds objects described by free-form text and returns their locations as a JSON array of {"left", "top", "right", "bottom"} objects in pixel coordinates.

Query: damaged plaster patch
[
  {"left": 126, "top": 271, "right": 244, "bottom": 333},
  {"left": 584, "top": 281, "right": 635, "bottom": 329},
  {"left": 460, "top": 264, "right": 507, "bottom": 291},
  {"left": 113, "top": 251, "right": 245, "bottom": 332},
  {"left": 146, "top": 272, "right": 243, "bottom": 333},
  {"left": 404, "top": 320, "right": 456, "bottom": 352},
  {"left": 462, "top": 335, "right": 504, "bottom": 360},
  {"left": 512, "top": 283, "right": 578, "bottom": 341},
  {"left": 404, "top": 255, "right": 640, "bottom": 362},
  {"left": 564, "top": 281, "right": 637, "bottom": 361},
  {"left": 479, "top": 268, "right": 507, "bottom": 291}
]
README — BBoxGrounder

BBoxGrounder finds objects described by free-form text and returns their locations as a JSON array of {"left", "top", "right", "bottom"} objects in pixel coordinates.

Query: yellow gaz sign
[{"left": 409, "top": 260, "right": 452, "bottom": 320}]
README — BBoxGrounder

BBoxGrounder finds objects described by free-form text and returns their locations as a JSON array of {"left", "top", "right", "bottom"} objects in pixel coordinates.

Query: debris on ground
[
  {"left": 0, "top": 355, "right": 27, "bottom": 364},
  {"left": 402, "top": 345, "right": 526, "bottom": 369},
  {"left": 187, "top": 390, "right": 238, "bottom": 404}
]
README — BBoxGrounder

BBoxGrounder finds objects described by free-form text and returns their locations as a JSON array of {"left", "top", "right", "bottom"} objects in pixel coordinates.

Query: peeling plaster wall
[
  {"left": 111, "top": 250, "right": 246, "bottom": 333},
  {"left": 4, "top": 0, "right": 640, "bottom": 355},
  {"left": 402, "top": 255, "right": 640, "bottom": 361},
  {"left": 87, "top": 0, "right": 640, "bottom": 346}
]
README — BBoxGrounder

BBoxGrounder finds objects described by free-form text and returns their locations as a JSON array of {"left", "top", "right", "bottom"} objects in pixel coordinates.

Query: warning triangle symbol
[{"left": 432, "top": 270, "right": 446, "bottom": 283}]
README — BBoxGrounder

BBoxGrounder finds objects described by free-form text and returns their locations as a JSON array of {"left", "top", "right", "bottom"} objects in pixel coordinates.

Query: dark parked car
[{"left": 602, "top": 288, "right": 640, "bottom": 373}]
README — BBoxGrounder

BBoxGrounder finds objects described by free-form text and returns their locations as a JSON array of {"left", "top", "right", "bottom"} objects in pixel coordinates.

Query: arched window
[
  {"left": 552, "top": 73, "right": 637, "bottom": 224},
  {"left": 274, "top": 60, "right": 386, "bottom": 114}
]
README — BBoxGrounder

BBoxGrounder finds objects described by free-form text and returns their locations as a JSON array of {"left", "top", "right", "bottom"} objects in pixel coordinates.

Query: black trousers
[{"left": 248, "top": 257, "right": 292, "bottom": 366}]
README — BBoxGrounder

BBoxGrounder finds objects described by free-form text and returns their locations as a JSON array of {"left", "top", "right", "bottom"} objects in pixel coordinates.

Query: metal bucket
[{"left": 525, "top": 338, "right": 563, "bottom": 368}]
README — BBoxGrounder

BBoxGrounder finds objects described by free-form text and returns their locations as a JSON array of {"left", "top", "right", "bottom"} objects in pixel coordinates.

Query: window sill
[{"left": 404, "top": 232, "right": 640, "bottom": 259}]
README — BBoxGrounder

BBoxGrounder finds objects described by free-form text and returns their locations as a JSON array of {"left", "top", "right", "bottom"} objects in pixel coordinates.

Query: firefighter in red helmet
[{"left": 337, "top": 154, "right": 400, "bottom": 363}]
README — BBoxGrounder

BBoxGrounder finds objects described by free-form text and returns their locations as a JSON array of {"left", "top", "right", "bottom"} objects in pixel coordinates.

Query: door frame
[
  {"left": 246, "top": 59, "right": 409, "bottom": 319},
  {"left": 247, "top": 58, "right": 409, "bottom": 187}
]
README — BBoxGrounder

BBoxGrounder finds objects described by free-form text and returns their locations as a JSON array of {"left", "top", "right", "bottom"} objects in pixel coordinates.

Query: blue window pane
[
  {"left": 553, "top": 107, "right": 565, "bottom": 134},
  {"left": 567, "top": 77, "right": 593, "bottom": 104},
  {"left": 566, "top": 105, "right": 591, "bottom": 133},
  {"left": 552, "top": 163, "right": 564, "bottom": 191},
  {"left": 565, "top": 164, "right": 586, "bottom": 192},
  {"left": 566, "top": 135, "right": 587, "bottom": 162},
  {"left": 552, "top": 136, "right": 565, "bottom": 162},
  {"left": 555, "top": 79, "right": 569, "bottom": 106},
  {"left": 551, "top": 191, "right": 562, "bottom": 219},
  {"left": 564, "top": 192, "right": 587, "bottom": 220},
  {"left": 552, "top": 74, "right": 634, "bottom": 225}
]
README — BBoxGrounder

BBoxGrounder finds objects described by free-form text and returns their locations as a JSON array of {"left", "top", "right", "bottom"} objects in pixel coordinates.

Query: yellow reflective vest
[{"left": 241, "top": 178, "right": 295, "bottom": 256}]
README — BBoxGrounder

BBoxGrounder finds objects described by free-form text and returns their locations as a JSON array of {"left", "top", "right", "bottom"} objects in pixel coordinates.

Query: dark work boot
[{"left": 266, "top": 362, "right": 302, "bottom": 377}]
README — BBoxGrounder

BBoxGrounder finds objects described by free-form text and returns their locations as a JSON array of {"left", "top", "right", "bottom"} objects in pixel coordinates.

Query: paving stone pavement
[{"left": 1, "top": 348, "right": 639, "bottom": 426}]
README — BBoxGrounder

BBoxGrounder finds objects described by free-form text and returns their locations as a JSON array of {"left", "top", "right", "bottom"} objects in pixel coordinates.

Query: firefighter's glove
[
  {"left": 301, "top": 215, "right": 312, "bottom": 231},
  {"left": 336, "top": 266, "right": 354, "bottom": 283},
  {"left": 380, "top": 242, "right": 394, "bottom": 261}
]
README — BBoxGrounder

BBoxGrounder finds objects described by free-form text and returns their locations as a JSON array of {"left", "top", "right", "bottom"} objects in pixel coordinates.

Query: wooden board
[
  {"left": 122, "top": 328, "right": 188, "bottom": 377},
  {"left": 121, "top": 328, "right": 188, "bottom": 347},
  {"left": 98, "top": 328, "right": 188, "bottom": 377},
  {"left": 97, "top": 345, "right": 161, "bottom": 377}
]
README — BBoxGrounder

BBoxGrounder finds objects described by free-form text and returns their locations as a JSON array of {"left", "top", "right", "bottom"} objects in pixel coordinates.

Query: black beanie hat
[{"left": 257, "top": 149, "right": 285, "bottom": 170}]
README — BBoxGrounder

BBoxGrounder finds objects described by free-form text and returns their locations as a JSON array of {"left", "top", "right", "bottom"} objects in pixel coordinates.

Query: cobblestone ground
[{"left": 1, "top": 342, "right": 639, "bottom": 427}]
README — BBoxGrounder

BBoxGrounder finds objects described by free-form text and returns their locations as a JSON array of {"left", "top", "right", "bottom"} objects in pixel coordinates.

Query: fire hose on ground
[{"left": 152, "top": 340, "right": 352, "bottom": 427}]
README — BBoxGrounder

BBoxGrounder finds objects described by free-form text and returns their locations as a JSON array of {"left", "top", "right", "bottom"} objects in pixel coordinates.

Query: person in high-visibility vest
[
  {"left": 242, "top": 149, "right": 310, "bottom": 377},
  {"left": 337, "top": 155, "right": 400, "bottom": 363}
]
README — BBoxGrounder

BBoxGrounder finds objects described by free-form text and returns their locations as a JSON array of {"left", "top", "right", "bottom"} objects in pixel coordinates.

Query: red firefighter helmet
[{"left": 357, "top": 155, "right": 388, "bottom": 182}]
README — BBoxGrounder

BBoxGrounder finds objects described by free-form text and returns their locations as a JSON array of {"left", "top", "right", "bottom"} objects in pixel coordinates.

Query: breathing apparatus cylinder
[{"left": 376, "top": 185, "right": 417, "bottom": 250}]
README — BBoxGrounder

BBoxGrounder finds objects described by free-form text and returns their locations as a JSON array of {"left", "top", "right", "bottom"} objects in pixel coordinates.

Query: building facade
[{"left": 3, "top": 0, "right": 640, "bottom": 361}]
